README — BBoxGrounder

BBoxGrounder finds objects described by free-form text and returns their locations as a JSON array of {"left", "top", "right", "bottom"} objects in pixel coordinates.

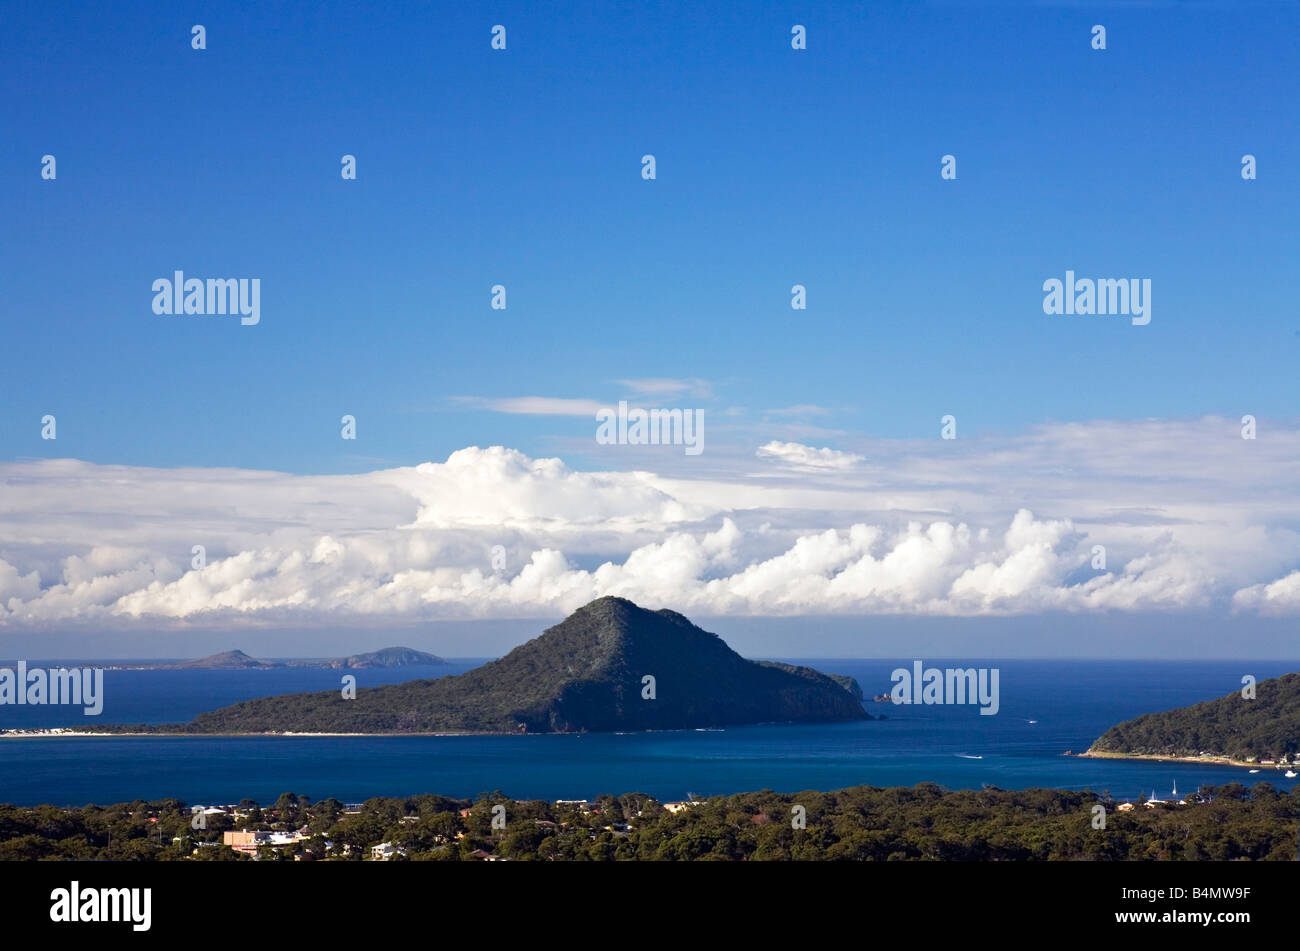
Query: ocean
[{"left": 0, "top": 659, "right": 1295, "bottom": 806}]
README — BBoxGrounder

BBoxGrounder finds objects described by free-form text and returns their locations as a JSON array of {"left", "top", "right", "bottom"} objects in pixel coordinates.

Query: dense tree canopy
[
  {"left": 1091, "top": 672, "right": 1300, "bottom": 761},
  {"left": 0, "top": 781, "right": 1293, "bottom": 862}
]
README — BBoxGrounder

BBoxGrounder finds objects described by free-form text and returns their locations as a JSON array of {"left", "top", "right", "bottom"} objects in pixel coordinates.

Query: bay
[{"left": 0, "top": 659, "right": 1295, "bottom": 806}]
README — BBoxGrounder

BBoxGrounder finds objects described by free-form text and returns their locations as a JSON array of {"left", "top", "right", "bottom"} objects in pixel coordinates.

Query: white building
[{"left": 371, "top": 842, "right": 406, "bottom": 861}]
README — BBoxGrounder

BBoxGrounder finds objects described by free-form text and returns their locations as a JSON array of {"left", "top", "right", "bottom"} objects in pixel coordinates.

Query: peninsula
[{"left": 1082, "top": 671, "right": 1300, "bottom": 767}]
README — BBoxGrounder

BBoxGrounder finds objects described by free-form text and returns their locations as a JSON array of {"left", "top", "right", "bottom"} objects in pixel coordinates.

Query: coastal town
[
  {"left": 207, "top": 796, "right": 700, "bottom": 861},
  {"left": 2, "top": 781, "right": 1292, "bottom": 863},
  {"left": 33, "top": 792, "right": 708, "bottom": 862}
]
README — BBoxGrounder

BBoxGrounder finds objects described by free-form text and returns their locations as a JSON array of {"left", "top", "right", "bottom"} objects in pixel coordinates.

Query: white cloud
[
  {"left": 2, "top": 417, "right": 1299, "bottom": 627},
  {"left": 452, "top": 396, "right": 607, "bottom": 416},
  {"left": 615, "top": 378, "right": 712, "bottom": 398},
  {"left": 1232, "top": 570, "right": 1300, "bottom": 613},
  {"left": 756, "top": 441, "right": 864, "bottom": 471}
]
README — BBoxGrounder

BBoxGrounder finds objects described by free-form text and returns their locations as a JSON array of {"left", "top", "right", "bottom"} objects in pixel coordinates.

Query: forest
[
  {"left": 0, "top": 781, "right": 1293, "bottom": 862},
  {"left": 1090, "top": 672, "right": 1300, "bottom": 761}
]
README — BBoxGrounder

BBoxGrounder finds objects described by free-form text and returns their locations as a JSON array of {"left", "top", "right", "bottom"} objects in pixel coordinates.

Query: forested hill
[
  {"left": 94, "top": 597, "right": 869, "bottom": 734},
  {"left": 1088, "top": 672, "right": 1300, "bottom": 761},
  {"left": 290, "top": 647, "right": 446, "bottom": 669}
]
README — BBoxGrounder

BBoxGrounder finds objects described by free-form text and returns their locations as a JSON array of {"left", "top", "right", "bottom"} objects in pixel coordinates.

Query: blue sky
[
  {"left": 2, "top": 1, "right": 1299, "bottom": 654},
  {"left": 4, "top": 0, "right": 1297, "bottom": 473}
]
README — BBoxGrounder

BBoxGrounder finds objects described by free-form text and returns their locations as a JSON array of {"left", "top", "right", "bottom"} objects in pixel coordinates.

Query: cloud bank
[{"left": 1, "top": 417, "right": 1298, "bottom": 628}]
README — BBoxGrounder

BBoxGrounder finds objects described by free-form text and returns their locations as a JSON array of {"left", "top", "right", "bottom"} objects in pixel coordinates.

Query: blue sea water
[{"left": 0, "top": 659, "right": 1296, "bottom": 807}]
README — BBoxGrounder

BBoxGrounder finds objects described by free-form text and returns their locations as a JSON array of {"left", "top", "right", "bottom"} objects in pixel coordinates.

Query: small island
[
  {"left": 82, "top": 597, "right": 869, "bottom": 735},
  {"left": 18, "top": 646, "right": 450, "bottom": 671}
]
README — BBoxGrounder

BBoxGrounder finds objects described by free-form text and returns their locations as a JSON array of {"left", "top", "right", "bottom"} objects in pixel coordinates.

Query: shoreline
[
  {"left": 1077, "top": 748, "right": 1288, "bottom": 771},
  {"left": 6, "top": 734, "right": 1296, "bottom": 769}
]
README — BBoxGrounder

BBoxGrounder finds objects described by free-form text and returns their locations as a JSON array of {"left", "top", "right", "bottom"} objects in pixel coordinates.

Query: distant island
[
  {"left": 86, "top": 597, "right": 869, "bottom": 735},
  {"left": 1083, "top": 671, "right": 1300, "bottom": 768},
  {"left": 39, "top": 646, "right": 449, "bottom": 671}
]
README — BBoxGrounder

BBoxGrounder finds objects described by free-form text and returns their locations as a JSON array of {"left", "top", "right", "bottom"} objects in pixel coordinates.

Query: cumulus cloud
[
  {"left": 1, "top": 417, "right": 1298, "bottom": 628},
  {"left": 1232, "top": 570, "right": 1300, "bottom": 613},
  {"left": 756, "top": 441, "right": 864, "bottom": 472}
]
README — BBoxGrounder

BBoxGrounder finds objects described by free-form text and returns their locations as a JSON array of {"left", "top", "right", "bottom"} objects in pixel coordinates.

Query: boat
[
  {"left": 1285, "top": 770, "right": 1297, "bottom": 778},
  {"left": 1249, "top": 769, "right": 1260, "bottom": 773}
]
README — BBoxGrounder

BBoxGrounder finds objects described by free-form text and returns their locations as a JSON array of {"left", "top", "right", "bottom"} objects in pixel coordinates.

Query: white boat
[
  {"left": 1249, "top": 769, "right": 1260, "bottom": 773},
  {"left": 1285, "top": 770, "right": 1297, "bottom": 778}
]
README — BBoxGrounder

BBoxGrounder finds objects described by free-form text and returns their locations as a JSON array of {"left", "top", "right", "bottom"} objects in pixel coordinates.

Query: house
[
  {"left": 663, "top": 802, "right": 701, "bottom": 814},
  {"left": 371, "top": 842, "right": 406, "bottom": 861},
  {"left": 222, "top": 829, "right": 309, "bottom": 855},
  {"left": 223, "top": 831, "right": 271, "bottom": 855},
  {"left": 1116, "top": 802, "right": 1135, "bottom": 812}
]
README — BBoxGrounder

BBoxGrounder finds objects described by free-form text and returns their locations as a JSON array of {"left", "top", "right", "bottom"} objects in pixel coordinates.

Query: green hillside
[
  {"left": 1089, "top": 672, "right": 1300, "bottom": 761},
  {"left": 93, "top": 597, "right": 868, "bottom": 734}
]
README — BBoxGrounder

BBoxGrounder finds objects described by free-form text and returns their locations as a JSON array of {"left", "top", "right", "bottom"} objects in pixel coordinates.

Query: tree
[{"left": 273, "top": 793, "right": 299, "bottom": 829}]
